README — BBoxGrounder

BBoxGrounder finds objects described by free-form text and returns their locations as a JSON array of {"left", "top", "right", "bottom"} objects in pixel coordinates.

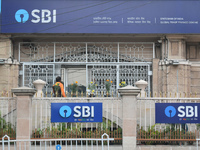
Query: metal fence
[
  {"left": 137, "top": 97, "right": 200, "bottom": 145},
  {"left": 31, "top": 97, "right": 122, "bottom": 144},
  {"left": 0, "top": 97, "right": 16, "bottom": 140},
  {"left": 2, "top": 94, "right": 200, "bottom": 146},
  {"left": 0, "top": 133, "right": 114, "bottom": 150}
]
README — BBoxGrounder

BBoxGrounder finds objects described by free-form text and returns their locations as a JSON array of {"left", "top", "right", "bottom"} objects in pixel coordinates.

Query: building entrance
[{"left": 19, "top": 42, "right": 153, "bottom": 96}]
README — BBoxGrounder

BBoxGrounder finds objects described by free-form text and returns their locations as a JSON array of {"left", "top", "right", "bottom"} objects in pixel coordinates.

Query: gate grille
[
  {"left": 23, "top": 64, "right": 55, "bottom": 96},
  {"left": 19, "top": 42, "right": 153, "bottom": 63},
  {"left": 87, "top": 64, "right": 150, "bottom": 97},
  {"left": 20, "top": 42, "right": 153, "bottom": 95}
]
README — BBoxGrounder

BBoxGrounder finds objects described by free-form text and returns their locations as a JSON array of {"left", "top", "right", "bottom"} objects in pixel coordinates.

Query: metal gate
[
  {"left": 20, "top": 42, "right": 153, "bottom": 96},
  {"left": 23, "top": 64, "right": 55, "bottom": 96},
  {"left": 87, "top": 63, "right": 151, "bottom": 97}
]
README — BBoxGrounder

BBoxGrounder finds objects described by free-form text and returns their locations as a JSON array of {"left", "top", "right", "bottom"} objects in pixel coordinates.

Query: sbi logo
[
  {"left": 59, "top": 106, "right": 72, "bottom": 118},
  {"left": 15, "top": 9, "right": 56, "bottom": 23},
  {"left": 59, "top": 105, "right": 94, "bottom": 118},
  {"left": 165, "top": 105, "right": 198, "bottom": 118},
  {"left": 165, "top": 106, "right": 176, "bottom": 117}
]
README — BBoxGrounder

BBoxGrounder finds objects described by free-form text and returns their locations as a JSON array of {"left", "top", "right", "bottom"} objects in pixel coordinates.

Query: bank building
[{"left": 1, "top": 0, "right": 200, "bottom": 149}]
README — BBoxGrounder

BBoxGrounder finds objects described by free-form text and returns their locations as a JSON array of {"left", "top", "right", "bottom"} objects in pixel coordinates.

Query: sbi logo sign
[
  {"left": 165, "top": 105, "right": 198, "bottom": 118},
  {"left": 51, "top": 103, "right": 102, "bottom": 123},
  {"left": 15, "top": 9, "right": 56, "bottom": 23},
  {"left": 59, "top": 105, "right": 94, "bottom": 118}
]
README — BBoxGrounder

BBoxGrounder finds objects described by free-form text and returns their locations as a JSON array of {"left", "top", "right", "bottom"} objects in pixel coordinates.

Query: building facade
[
  {"left": 0, "top": 34, "right": 200, "bottom": 97},
  {"left": 0, "top": 0, "right": 200, "bottom": 97}
]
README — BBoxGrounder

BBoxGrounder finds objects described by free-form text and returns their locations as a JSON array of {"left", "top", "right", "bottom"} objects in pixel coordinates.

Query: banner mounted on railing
[
  {"left": 156, "top": 103, "right": 200, "bottom": 124},
  {"left": 51, "top": 103, "right": 102, "bottom": 123}
]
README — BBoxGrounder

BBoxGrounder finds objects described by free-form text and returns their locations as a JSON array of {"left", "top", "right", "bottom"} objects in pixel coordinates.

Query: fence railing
[
  {"left": 0, "top": 97, "right": 16, "bottom": 140},
  {"left": 31, "top": 97, "right": 122, "bottom": 144},
  {"left": 2, "top": 92, "right": 200, "bottom": 146},
  {"left": 36, "top": 91, "right": 119, "bottom": 98},
  {"left": 35, "top": 91, "right": 200, "bottom": 98},
  {"left": 1, "top": 133, "right": 114, "bottom": 150},
  {"left": 137, "top": 97, "right": 200, "bottom": 145}
]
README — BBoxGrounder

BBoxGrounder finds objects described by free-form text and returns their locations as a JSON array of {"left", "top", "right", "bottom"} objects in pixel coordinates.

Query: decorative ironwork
[
  {"left": 88, "top": 65, "right": 117, "bottom": 97},
  {"left": 88, "top": 64, "right": 150, "bottom": 97},
  {"left": 23, "top": 64, "right": 54, "bottom": 96},
  {"left": 119, "top": 65, "right": 149, "bottom": 86},
  {"left": 20, "top": 42, "right": 153, "bottom": 96},
  {"left": 55, "top": 43, "right": 87, "bottom": 62},
  {"left": 19, "top": 42, "right": 153, "bottom": 63},
  {"left": 119, "top": 43, "right": 153, "bottom": 62},
  {"left": 20, "top": 43, "right": 54, "bottom": 62}
]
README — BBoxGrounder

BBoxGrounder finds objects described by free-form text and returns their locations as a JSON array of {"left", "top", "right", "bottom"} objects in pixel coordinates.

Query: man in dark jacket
[{"left": 52, "top": 76, "right": 66, "bottom": 97}]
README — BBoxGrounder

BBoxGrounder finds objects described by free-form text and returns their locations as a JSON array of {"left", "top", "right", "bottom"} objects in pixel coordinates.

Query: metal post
[
  {"left": 19, "top": 43, "right": 21, "bottom": 62},
  {"left": 118, "top": 43, "right": 119, "bottom": 63},
  {"left": 153, "top": 43, "right": 155, "bottom": 59},
  {"left": 86, "top": 43, "right": 88, "bottom": 63},
  {"left": 2, "top": 135, "right": 10, "bottom": 150},
  {"left": 54, "top": 43, "right": 56, "bottom": 62},
  {"left": 22, "top": 63, "right": 25, "bottom": 86},
  {"left": 177, "top": 68, "right": 179, "bottom": 94}
]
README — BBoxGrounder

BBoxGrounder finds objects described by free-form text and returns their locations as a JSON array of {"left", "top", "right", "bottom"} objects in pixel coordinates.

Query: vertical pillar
[
  {"left": 135, "top": 80, "right": 150, "bottom": 128},
  {"left": 118, "top": 85, "right": 141, "bottom": 150},
  {"left": 11, "top": 87, "right": 36, "bottom": 149}
]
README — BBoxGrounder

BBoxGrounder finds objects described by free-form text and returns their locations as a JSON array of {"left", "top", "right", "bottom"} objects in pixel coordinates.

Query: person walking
[{"left": 52, "top": 76, "right": 66, "bottom": 97}]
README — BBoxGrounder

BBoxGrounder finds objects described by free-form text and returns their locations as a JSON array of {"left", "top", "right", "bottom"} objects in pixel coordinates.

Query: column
[
  {"left": 11, "top": 86, "right": 36, "bottom": 150},
  {"left": 118, "top": 85, "right": 141, "bottom": 150}
]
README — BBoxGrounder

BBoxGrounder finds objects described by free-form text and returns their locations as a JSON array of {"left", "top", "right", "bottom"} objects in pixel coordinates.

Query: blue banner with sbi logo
[
  {"left": 51, "top": 103, "right": 102, "bottom": 123},
  {"left": 156, "top": 103, "right": 200, "bottom": 124},
  {"left": 1, "top": 0, "right": 200, "bottom": 33}
]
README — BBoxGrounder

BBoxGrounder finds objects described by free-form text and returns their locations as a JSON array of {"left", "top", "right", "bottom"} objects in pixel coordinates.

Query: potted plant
[
  {"left": 69, "top": 81, "right": 78, "bottom": 96},
  {"left": 105, "top": 79, "right": 113, "bottom": 96},
  {"left": 88, "top": 81, "right": 96, "bottom": 97},
  {"left": 119, "top": 81, "right": 126, "bottom": 87}
]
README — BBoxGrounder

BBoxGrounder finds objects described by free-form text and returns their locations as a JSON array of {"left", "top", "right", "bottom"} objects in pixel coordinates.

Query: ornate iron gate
[
  {"left": 87, "top": 63, "right": 151, "bottom": 97},
  {"left": 20, "top": 42, "right": 153, "bottom": 96},
  {"left": 23, "top": 64, "right": 55, "bottom": 96}
]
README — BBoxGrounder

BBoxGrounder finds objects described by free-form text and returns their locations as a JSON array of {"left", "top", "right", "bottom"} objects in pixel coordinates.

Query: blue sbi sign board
[
  {"left": 1, "top": 0, "right": 200, "bottom": 33},
  {"left": 156, "top": 103, "right": 200, "bottom": 124},
  {"left": 51, "top": 103, "right": 102, "bottom": 123}
]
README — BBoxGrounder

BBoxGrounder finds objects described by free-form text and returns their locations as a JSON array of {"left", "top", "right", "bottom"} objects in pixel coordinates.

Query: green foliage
[
  {"left": 197, "top": 124, "right": 200, "bottom": 130},
  {"left": 105, "top": 80, "right": 113, "bottom": 94},
  {"left": 119, "top": 81, "right": 126, "bottom": 87},
  {"left": 68, "top": 81, "right": 78, "bottom": 93},
  {"left": 33, "top": 128, "right": 44, "bottom": 138},
  {"left": 32, "top": 119, "right": 122, "bottom": 141},
  {"left": 0, "top": 111, "right": 16, "bottom": 138},
  {"left": 138, "top": 124, "right": 195, "bottom": 145},
  {"left": 88, "top": 81, "right": 96, "bottom": 93},
  {"left": 53, "top": 82, "right": 60, "bottom": 93}
]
